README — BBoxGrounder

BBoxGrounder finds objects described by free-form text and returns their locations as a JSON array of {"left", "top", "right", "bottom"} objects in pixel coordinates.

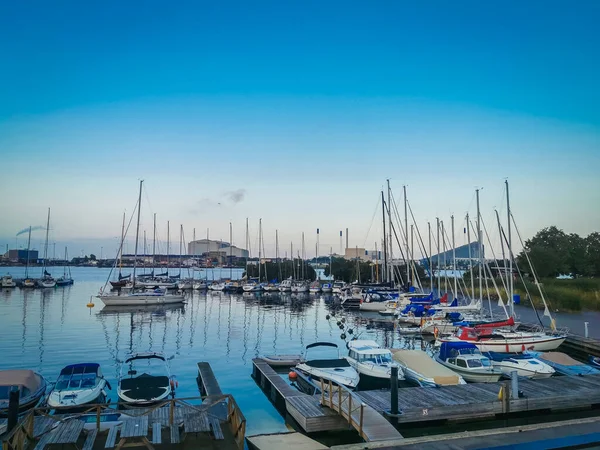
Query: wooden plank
[
  {"left": 82, "top": 429, "right": 98, "bottom": 450},
  {"left": 33, "top": 433, "right": 51, "bottom": 450},
  {"left": 252, "top": 358, "right": 302, "bottom": 399},
  {"left": 105, "top": 426, "right": 119, "bottom": 448},
  {"left": 170, "top": 424, "right": 180, "bottom": 444},
  {"left": 151, "top": 422, "right": 162, "bottom": 445},
  {"left": 120, "top": 416, "right": 148, "bottom": 438},
  {"left": 209, "top": 417, "right": 224, "bottom": 440},
  {"left": 197, "top": 362, "right": 223, "bottom": 396},
  {"left": 247, "top": 432, "right": 327, "bottom": 449}
]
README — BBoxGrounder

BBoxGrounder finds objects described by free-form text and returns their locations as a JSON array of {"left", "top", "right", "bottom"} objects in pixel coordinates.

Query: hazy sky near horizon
[{"left": 1, "top": 1, "right": 599, "bottom": 258}]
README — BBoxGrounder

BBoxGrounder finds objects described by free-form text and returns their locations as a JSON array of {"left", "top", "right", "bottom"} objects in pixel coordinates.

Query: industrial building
[
  {"left": 421, "top": 242, "right": 483, "bottom": 268},
  {"left": 344, "top": 248, "right": 381, "bottom": 262},
  {"left": 3, "top": 249, "right": 39, "bottom": 263},
  {"left": 187, "top": 239, "right": 249, "bottom": 259}
]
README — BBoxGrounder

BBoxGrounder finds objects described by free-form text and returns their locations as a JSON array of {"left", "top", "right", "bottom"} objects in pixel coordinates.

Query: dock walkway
[{"left": 197, "top": 361, "right": 228, "bottom": 419}]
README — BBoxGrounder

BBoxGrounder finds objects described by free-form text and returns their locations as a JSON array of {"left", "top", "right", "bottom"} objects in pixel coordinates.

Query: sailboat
[
  {"left": 56, "top": 247, "right": 74, "bottom": 286},
  {"left": 110, "top": 213, "right": 130, "bottom": 288},
  {"left": 37, "top": 208, "right": 56, "bottom": 288},
  {"left": 97, "top": 181, "right": 185, "bottom": 306},
  {"left": 21, "top": 227, "right": 36, "bottom": 288}
]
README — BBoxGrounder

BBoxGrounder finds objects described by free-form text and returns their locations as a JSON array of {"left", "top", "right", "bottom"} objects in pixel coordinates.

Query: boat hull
[
  {"left": 98, "top": 294, "right": 185, "bottom": 306},
  {"left": 359, "top": 301, "right": 387, "bottom": 311},
  {"left": 459, "top": 337, "right": 567, "bottom": 353}
]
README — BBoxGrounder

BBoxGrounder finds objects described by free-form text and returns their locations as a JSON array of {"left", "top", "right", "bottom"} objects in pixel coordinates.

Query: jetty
[
  {"left": 197, "top": 361, "right": 229, "bottom": 420},
  {"left": 251, "top": 358, "right": 402, "bottom": 442}
]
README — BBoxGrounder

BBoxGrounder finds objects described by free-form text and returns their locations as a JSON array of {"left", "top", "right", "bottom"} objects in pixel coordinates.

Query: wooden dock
[
  {"left": 252, "top": 358, "right": 402, "bottom": 441},
  {"left": 247, "top": 431, "right": 327, "bottom": 449},
  {"left": 251, "top": 358, "right": 349, "bottom": 433},
  {"left": 354, "top": 373, "right": 600, "bottom": 424},
  {"left": 197, "top": 361, "right": 228, "bottom": 419}
]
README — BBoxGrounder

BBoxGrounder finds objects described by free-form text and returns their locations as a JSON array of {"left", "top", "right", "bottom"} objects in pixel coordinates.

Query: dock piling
[
  {"left": 510, "top": 371, "right": 519, "bottom": 400},
  {"left": 585, "top": 322, "right": 589, "bottom": 338},
  {"left": 7, "top": 386, "right": 19, "bottom": 433},
  {"left": 390, "top": 366, "right": 399, "bottom": 419}
]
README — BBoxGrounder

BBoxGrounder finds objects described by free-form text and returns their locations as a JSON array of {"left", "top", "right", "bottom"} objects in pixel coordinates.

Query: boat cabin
[
  {"left": 55, "top": 363, "right": 102, "bottom": 392},
  {"left": 347, "top": 340, "right": 393, "bottom": 365},
  {"left": 439, "top": 342, "right": 492, "bottom": 369}
]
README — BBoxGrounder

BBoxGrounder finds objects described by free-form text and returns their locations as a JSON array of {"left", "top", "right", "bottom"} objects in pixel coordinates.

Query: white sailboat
[
  {"left": 56, "top": 247, "right": 74, "bottom": 286},
  {"left": 37, "top": 208, "right": 56, "bottom": 288},
  {"left": 98, "top": 181, "right": 185, "bottom": 306},
  {"left": 1, "top": 274, "right": 17, "bottom": 288},
  {"left": 21, "top": 227, "right": 36, "bottom": 288}
]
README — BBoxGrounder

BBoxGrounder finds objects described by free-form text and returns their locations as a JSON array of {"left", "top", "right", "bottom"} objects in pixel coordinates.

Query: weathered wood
[
  {"left": 105, "top": 426, "right": 119, "bottom": 448},
  {"left": 120, "top": 416, "right": 148, "bottom": 438},
  {"left": 197, "top": 362, "right": 223, "bottom": 396},
  {"left": 209, "top": 417, "right": 224, "bottom": 440},
  {"left": 151, "top": 422, "right": 162, "bottom": 445},
  {"left": 170, "top": 424, "right": 180, "bottom": 444},
  {"left": 184, "top": 412, "right": 210, "bottom": 433},
  {"left": 33, "top": 433, "right": 50, "bottom": 450},
  {"left": 82, "top": 429, "right": 98, "bottom": 450}
]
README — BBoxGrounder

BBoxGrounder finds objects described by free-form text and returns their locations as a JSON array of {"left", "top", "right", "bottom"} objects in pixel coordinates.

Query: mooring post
[
  {"left": 510, "top": 371, "right": 519, "bottom": 400},
  {"left": 584, "top": 322, "right": 589, "bottom": 338},
  {"left": 7, "top": 386, "right": 20, "bottom": 433},
  {"left": 390, "top": 366, "right": 399, "bottom": 417}
]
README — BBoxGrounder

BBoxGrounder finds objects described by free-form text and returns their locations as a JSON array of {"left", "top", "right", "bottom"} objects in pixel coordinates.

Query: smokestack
[{"left": 346, "top": 228, "right": 349, "bottom": 251}]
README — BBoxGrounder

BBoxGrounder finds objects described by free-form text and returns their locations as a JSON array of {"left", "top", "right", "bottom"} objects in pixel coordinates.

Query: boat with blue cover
[
  {"left": 528, "top": 351, "right": 600, "bottom": 376},
  {"left": 483, "top": 352, "right": 555, "bottom": 379},
  {"left": 435, "top": 342, "right": 503, "bottom": 383}
]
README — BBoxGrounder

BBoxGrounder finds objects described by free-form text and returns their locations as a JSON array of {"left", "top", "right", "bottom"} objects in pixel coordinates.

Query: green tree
[
  {"left": 517, "top": 226, "right": 569, "bottom": 277},
  {"left": 585, "top": 232, "right": 600, "bottom": 276}
]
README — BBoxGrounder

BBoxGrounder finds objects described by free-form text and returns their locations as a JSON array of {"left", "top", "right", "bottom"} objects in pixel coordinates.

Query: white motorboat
[
  {"left": 332, "top": 281, "right": 346, "bottom": 294},
  {"left": 340, "top": 287, "right": 363, "bottom": 309},
  {"left": 278, "top": 278, "right": 293, "bottom": 292},
  {"left": 261, "top": 354, "right": 304, "bottom": 367},
  {"left": 209, "top": 281, "right": 226, "bottom": 291},
  {"left": 48, "top": 363, "right": 110, "bottom": 410},
  {"left": 118, "top": 353, "right": 175, "bottom": 406},
  {"left": 435, "top": 342, "right": 503, "bottom": 383},
  {"left": 483, "top": 352, "right": 555, "bottom": 379},
  {"left": 291, "top": 281, "right": 309, "bottom": 293},
  {"left": 1, "top": 275, "right": 16, "bottom": 288},
  {"left": 346, "top": 340, "right": 405, "bottom": 389},
  {"left": 309, "top": 282, "right": 321, "bottom": 294},
  {"left": 192, "top": 280, "right": 208, "bottom": 290},
  {"left": 263, "top": 283, "right": 279, "bottom": 292},
  {"left": 295, "top": 342, "right": 360, "bottom": 389},
  {"left": 321, "top": 283, "right": 333, "bottom": 293},
  {"left": 176, "top": 279, "right": 193, "bottom": 290},
  {"left": 378, "top": 300, "right": 400, "bottom": 316},
  {"left": 242, "top": 280, "right": 262, "bottom": 292},
  {"left": 391, "top": 349, "right": 466, "bottom": 387}
]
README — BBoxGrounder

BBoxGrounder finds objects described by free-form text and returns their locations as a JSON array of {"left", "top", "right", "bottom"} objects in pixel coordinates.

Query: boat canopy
[
  {"left": 125, "top": 353, "right": 166, "bottom": 363},
  {"left": 0, "top": 370, "right": 41, "bottom": 392},
  {"left": 438, "top": 342, "right": 480, "bottom": 361},
  {"left": 473, "top": 317, "right": 515, "bottom": 329},
  {"left": 306, "top": 342, "right": 338, "bottom": 349},
  {"left": 56, "top": 364, "right": 101, "bottom": 391},
  {"left": 391, "top": 350, "right": 461, "bottom": 385},
  {"left": 59, "top": 363, "right": 100, "bottom": 376}
]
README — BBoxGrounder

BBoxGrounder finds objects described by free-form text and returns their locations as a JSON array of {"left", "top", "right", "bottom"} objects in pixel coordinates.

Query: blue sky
[{"left": 1, "top": 0, "right": 599, "bottom": 257}]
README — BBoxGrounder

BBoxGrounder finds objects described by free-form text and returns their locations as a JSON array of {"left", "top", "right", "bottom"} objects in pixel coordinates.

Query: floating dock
[
  {"left": 197, "top": 361, "right": 228, "bottom": 419},
  {"left": 247, "top": 431, "right": 327, "bottom": 449},
  {"left": 251, "top": 358, "right": 403, "bottom": 442}
]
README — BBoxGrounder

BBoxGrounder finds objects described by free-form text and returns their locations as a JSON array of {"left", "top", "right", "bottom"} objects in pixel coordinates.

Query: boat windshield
[
  {"left": 467, "top": 358, "right": 491, "bottom": 368},
  {"left": 56, "top": 372, "right": 97, "bottom": 390},
  {"left": 458, "top": 348, "right": 482, "bottom": 356},
  {"left": 358, "top": 353, "right": 392, "bottom": 364},
  {"left": 126, "top": 357, "right": 167, "bottom": 377}
]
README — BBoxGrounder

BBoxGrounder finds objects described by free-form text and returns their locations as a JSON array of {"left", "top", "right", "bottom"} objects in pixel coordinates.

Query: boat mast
[
  {"left": 506, "top": 180, "right": 514, "bottom": 318},
  {"left": 42, "top": 207, "right": 50, "bottom": 276},
  {"left": 495, "top": 209, "right": 508, "bottom": 292},
  {"left": 476, "top": 188, "right": 483, "bottom": 305},
  {"left": 245, "top": 218, "right": 249, "bottom": 278},
  {"left": 387, "top": 180, "right": 393, "bottom": 286},
  {"left": 132, "top": 180, "right": 143, "bottom": 288},
  {"left": 301, "top": 232, "right": 305, "bottom": 280},
  {"left": 451, "top": 215, "right": 457, "bottom": 299},
  {"left": 410, "top": 224, "right": 414, "bottom": 288},
  {"left": 375, "top": 241, "right": 379, "bottom": 283},
  {"left": 442, "top": 220, "right": 447, "bottom": 293},
  {"left": 436, "top": 218, "right": 440, "bottom": 295},
  {"left": 258, "top": 219, "right": 262, "bottom": 282},
  {"left": 25, "top": 226, "right": 32, "bottom": 279},
  {"left": 229, "top": 222, "right": 233, "bottom": 280},
  {"left": 166, "top": 221, "right": 170, "bottom": 276},
  {"left": 428, "top": 222, "right": 433, "bottom": 292},
  {"left": 466, "top": 213, "right": 475, "bottom": 300},
  {"left": 119, "top": 212, "right": 125, "bottom": 277},
  {"left": 63, "top": 246, "right": 67, "bottom": 277},
  {"left": 404, "top": 185, "right": 409, "bottom": 287},
  {"left": 381, "top": 190, "right": 388, "bottom": 283},
  {"left": 276, "top": 230, "right": 282, "bottom": 282},
  {"left": 291, "top": 242, "right": 295, "bottom": 279},
  {"left": 152, "top": 213, "right": 156, "bottom": 275},
  {"left": 179, "top": 224, "right": 183, "bottom": 278}
]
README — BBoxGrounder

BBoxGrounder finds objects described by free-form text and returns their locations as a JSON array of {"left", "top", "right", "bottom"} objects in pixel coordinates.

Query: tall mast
[
  {"left": 467, "top": 213, "right": 475, "bottom": 300},
  {"left": 301, "top": 232, "right": 305, "bottom": 280},
  {"left": 428, "top": 222, "right": 433, "bottom": 292},
  {"left": 387, "top": 179, "right": 393, "bottom": 286},
  {"left": 258, "top": 219, "right": 262, "bottom": 282},
  {"left": 506, "top": 180, "right": 514, "bottom": 317},
  {"left": 179, "top": 224, "right": 183, "bottom": 278},
  {"left": 375, "top": 241, "right": 379, "bottom": 283},
  {"left": 381, "top": 190, "right": 388, "bottom": 283},
  {"left": 25, "top": 226, "right": 32, "bottom": 278},
  {"left": 291, "top": 242, "right": 295, "bottom": 279},
  {"left": 476, "top": 188, "right": 483, "bottom": 304},
  {"left": 451, "top": 215, "right": 457, "bottom": 299},
  {"left": 442, "top": 220, "right": 447, "bottom": 293},
  {"left": 276, "top": 230, "right": 282, "bottom": 281},
  {"left": 245, "top": 218, "right": 249, "bottom": 276},
  {"left": 495, "top": 209, "right": 508, "bottom": 292},
  {"left": 410, "top": 224, "right": 414, "bottom": 288},
  {"left": 436, "top": 218, "right": 440, "bottom": 294},
  {"left": 119, "top": 212, "right": 125, "bottom": 276},
  {"left": 404, "top": 185, "right": 409, "bottom": 287},
  {"left": 152, "top": 213, "right": 156, "bottom": 273},
  {"left": 42, "top": 207, "right": 50, "bottom": 275},
  {"left": 229, "top": 222, "right": 233, "bottom": 280},
  {"left": 143, "top": 231, "right": 147, "bottom": 271},
  {"left": 166, "top": 220, "right": 170, "bottom": 276},
  {"left": 132, "top": 180, "right": 143, "bottom": 287}
]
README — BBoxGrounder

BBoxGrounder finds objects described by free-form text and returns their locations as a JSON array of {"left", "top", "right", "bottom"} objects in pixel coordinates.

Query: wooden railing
[
  {"left": 319, "top": 378, "right": 365, "bottom": 439},
  {"left": 2, "top": 395, "right": 246, "bottom": 450}
]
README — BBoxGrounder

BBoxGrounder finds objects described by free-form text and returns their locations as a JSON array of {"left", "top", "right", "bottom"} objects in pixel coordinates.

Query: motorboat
[
  {"left": 56, "top": 276, "right": 74, "bottom": 286},
  {"left": 590, "top": 356, "right": 600, "bottom": 369},
  {"left": 321, "top": 283, "right": 333, "bottom": 293},
  {"left": 0, "top": 370, "right": 47, "bottom": 416},
  {"left": 47, "top": 363, "right": 110, "bottom": 411},
  {"left": 242, "top": 280, "right": 263, "bottom": 292},
  {"left": 37, "top": 274, "right": 56, "bottom": 288},
  {"left": 391, "top": 349, "right": 466, "bottom": 387},
  {"left": 97, "top": 288, "right": 185, "bottom": 307},
  {"left": 295, "top": 342, "right": 360, "bottom": 389},
  {"left": 435, "top": 342, "right": 503, "bottom": 383},
  {"left": 263, "top": 283, "right": 279, "bottom": 292},
  {"left": 378, "top": 300, "right": 400, "bottom": 316},
  {"left": 291, "top": 281, "right": 309, "bottom": 293},
  {"left": 176, "top": 279, "right": 193, "bottom": 290},
  {"left": 261, "top": 354, "right": 304, "bottom": 367},
  {"left": 340, "top": 287, "right": 363, "bottom": 310},
  {"left": 192, "top": 280, "right": 208, "bottom": 290},
  {"left": 1, "top": 275, "right": 16, "bottom": 288},
  {"left": 278, "top": 278, "right": 293, "bottom": 292},
  {"left": 208, "top": 281, "right": 225, "bottom": 291},
  {"left": 309, "top": 281, "right": 321, "bottom": 294},
  {"left": 527, "top": 351, "right": 600, "bottom": 376},
  {"left": 118, "top": 353, "right": 175, "bottom": 406},
  {"left": 346, "top": 340, "right": 405, "bottom": 389},
  {"left": 332, "top": 281, "right": 347, "bottom": 294},
  {"left": 483, "top": 352, "right": 555, "bottom": 379}
]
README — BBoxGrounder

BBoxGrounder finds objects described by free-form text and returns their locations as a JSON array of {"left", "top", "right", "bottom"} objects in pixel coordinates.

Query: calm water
[{"left": 0, "top": 266, "right": 423, "bottom": 436}]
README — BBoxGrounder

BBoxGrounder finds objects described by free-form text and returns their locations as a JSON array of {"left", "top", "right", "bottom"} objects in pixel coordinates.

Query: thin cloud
[{"left": 225, "top": 189, "right": 246, "bottom": 204}]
